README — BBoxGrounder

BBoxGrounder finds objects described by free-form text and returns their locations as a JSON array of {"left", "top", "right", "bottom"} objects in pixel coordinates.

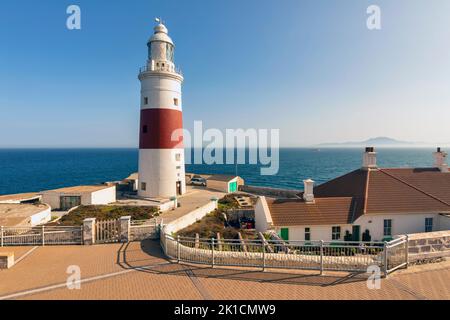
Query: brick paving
[{"left": 0, "top": 241, "right": 449, "bottom": 300}]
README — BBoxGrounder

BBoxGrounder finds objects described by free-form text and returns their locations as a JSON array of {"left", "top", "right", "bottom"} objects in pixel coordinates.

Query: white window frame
[
  {"left": 383, "top": 219, "right": 392, "bottom": 236},
  {"left": 332, "top": 226, "right": 341, "bottom": 240}
]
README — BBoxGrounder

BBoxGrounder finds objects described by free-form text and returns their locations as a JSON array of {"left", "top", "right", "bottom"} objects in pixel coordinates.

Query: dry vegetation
[
  {"left": 51, "top": 205, "right": 158, "bottom": 226},
  {"left": 176, "top": 194, "right": 258, "bottom": 240}
]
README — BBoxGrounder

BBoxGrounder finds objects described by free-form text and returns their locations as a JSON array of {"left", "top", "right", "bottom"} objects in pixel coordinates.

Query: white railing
[
  {"left": 129, "top": 218, "right": 162, "bottom": 241},
  {"left": 139, "top": 62, "right": 183, "bottom": 77},
  {"left": 0, "top": 225, "right": 83, "bottom": 246},
  {"left": 160, "top": 228, "right": 393, "bottom": 274}
]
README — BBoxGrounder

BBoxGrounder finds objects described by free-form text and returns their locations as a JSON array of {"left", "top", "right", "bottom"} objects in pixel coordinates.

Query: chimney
[
  {"left": 433, "top": 147, "right": 449, "bottom": 173},
  {"left": 362, "top": 147, "right": 377, "bottom": 170},
  {"left": 303, "top": 179, "right": 315, "bottom": 203}
]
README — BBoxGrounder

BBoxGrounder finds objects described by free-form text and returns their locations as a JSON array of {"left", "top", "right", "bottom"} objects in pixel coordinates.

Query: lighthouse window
[
  {"left": 142, "top": 125, "right": 148, "bottom": 133},
  {"left": 141, "top": 182, "right": 146, "bottom": 191},
  {"left": 174, "top": 98, "right": 179, "bottom": 106},
  {"left": 175, "top": 153, "right": 181, "bottom": 161},
  {"left": 144, "top": 97, "right": 148, "bottom": 105}
]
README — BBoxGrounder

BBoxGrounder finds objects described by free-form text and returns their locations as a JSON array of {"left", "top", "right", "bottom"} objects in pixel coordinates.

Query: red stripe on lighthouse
[{"left": 139, "top": 108, "right": 183, "bottom": 149}]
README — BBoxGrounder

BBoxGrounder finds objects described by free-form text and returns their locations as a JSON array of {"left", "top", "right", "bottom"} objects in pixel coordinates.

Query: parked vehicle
[{"left": 190, "top": 177, "right": 206, "bottom": 186}]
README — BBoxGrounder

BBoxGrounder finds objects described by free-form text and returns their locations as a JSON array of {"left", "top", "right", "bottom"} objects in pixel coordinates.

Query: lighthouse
[{"left": 138, "top": 19, "right": 186, "bottom": 198}]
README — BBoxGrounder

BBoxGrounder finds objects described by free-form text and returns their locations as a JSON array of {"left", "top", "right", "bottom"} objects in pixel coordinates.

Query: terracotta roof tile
[
  {"left": 269, "top": 167, "right": 450, "bottom": 226},
  {"left": 267, "top": 197, "right": 355, "bottom": 226}
]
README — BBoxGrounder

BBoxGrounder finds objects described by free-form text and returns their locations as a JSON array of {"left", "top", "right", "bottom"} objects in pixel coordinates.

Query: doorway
[
  {"left": 176, "top": 181, "right": 182, "bottom": 195},
  {"left": 352, "top": 225, "right": 361, "bottom": 241}
]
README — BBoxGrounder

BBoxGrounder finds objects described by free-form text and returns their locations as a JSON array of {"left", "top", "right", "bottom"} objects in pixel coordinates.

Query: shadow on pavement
[{"left": 117, "top": 239, "right": 368, "bottom": 288}]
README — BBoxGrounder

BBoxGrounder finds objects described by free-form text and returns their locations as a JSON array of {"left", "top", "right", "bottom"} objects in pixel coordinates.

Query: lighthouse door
[{"left": 176, "top": 181, "right": 182, "bottom": 195}]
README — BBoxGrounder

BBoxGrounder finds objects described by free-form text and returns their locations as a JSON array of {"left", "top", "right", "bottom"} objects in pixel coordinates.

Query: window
[
  {"left": 142, "top": 125, "right": 148, "bottom": 133},
  {"left": 175, "top": 153, "right": 181, "bottom": 161},
  {"left": 144, "top": 97, "right": 148, "bottom": 105},
  {"left": 383, "top": 219, "right": 392, "bottom": 236},
  {"left": 305, "top": 228, "right": 311, "bottom": 241},
  {"left": 425, "top": 218, "right": 433, "bottom": 232},
  {"left": 141, "top": 182, "right": 146, "bottom": 191},
  {"left": 174, "top": 98, "right": 179, "bottom": 106},
  {"left": 332, "top": 226, "right": 341, "bottom": 240},
  {"left": 176, "top": 166, "right": 181, "bottom": 170}
]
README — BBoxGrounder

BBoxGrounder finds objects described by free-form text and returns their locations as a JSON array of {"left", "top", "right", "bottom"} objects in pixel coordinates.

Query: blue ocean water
[{"left": 0, "top": 148, "right": 438, "bottom": 195}]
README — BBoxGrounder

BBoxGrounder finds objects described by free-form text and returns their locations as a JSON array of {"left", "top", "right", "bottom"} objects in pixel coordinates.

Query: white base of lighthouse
[{"left": 138, "top": 148, "right": 186, "bottom": 198}]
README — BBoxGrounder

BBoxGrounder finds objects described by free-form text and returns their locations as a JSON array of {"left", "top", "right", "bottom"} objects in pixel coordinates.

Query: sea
[{"left": 0, "top": 148, "right": 439, "bottom": 195}]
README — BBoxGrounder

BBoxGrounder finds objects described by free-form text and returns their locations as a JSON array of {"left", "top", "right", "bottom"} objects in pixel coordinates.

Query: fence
[
  {"left": 160, "top": 228, "right": 398, "bottom": 275},
  {"left": 0, "top": 226, "right": 83, "bottom": 246},
  {"left": 129, "top": 218, "right": 161, "bottom": 241},
  {"left": 95, "top": 219, "right": 120, "bottom": 243}
]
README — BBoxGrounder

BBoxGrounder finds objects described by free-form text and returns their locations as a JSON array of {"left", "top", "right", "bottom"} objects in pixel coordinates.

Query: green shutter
[{"left": 280, "top": 228, "right": 289, "bottom": 241}]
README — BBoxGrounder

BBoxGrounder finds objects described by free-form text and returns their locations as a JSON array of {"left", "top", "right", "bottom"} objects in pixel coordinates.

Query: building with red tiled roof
[{"left": 255, "top": 148, "right": 450, "bottom": 242}]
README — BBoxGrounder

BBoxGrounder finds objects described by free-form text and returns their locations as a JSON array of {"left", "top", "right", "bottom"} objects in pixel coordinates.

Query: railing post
[
  {"left": 177, "top": 235, "right": 180, "bottom": 263},
  {"left": 262, "top": 239, "right": 266, "bottom": 272},
  {"left": 211, "top": 238, "right": 215, "bottom": 268},
  {"left": 1, "top": 226, "right": 3, "bottom": 247},
  {"left": 383, "top": 241, "right": 389, "bottom": 277},
  {"left": 320, "top": 240, "right": 324, "bottom": 275},
  {"left": 405, "top": 235, "right": 409, "bottom": 269},
  {"left": 42, "top": 225, "right": 45, "bottom": 246}
]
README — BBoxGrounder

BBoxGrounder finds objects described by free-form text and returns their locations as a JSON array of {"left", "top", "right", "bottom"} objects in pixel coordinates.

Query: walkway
[{"left": 0, "top": 241, "right": 448, "bottom": 300}]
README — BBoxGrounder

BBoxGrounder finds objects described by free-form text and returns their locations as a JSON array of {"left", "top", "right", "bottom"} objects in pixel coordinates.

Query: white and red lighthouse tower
[{"left": 138, "top": 19, "right": 186, "bottom": 198}]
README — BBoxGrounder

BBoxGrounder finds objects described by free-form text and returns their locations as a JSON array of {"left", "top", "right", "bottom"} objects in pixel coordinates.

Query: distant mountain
[{"left": 317, "top": 137, "right": 416, "bottom": 147}]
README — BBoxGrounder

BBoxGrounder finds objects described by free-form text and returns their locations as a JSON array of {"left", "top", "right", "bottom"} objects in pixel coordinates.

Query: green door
[
  {"left": 229, "top": 181, "right": 237, "bottom": 193},
  {"left": 280, "top": 228, "right": 289, "bottom": 241},
  {"left": 352, "top": 225, "right": 361, "bottom": 241}
]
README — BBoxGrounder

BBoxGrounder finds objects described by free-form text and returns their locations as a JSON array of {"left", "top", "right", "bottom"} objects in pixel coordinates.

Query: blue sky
[{"left": 1, "top": 0, "right": 450, "bottom": 147}]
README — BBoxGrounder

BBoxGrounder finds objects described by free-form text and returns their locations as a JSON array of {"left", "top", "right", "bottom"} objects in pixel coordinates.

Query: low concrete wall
[
  {"left": 163, "top": 200, "right": 218, "bottom": 235},
  {"left": 240, "top": 185, "right": 301, "bottom": 199},
  {"left": 406, "top": 230, "right": 450, "bottom": 261}
]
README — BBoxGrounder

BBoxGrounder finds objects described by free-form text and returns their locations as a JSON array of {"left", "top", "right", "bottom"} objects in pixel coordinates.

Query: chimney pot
[
  {"left": 362, "top": 147, "right": 377, "bottom": 170},
  {"left": 303, "top": 179, "right": 315, "bottom": 203},
  {"left": 433, "top": 148, "right": 449, "bottom": 172}
]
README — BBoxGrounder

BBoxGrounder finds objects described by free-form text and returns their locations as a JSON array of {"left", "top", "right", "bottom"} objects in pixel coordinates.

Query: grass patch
[{"left": 53, "top": 205, "right": 157, "bottom": 226}]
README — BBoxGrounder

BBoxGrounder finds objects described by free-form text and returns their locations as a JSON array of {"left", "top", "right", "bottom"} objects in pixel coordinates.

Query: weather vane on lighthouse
[{"left": 155, "top": 17, "right": 164, "bottom": 25}]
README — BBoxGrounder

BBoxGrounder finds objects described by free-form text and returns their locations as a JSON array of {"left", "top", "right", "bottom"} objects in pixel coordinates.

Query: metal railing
[
  {"left": 139, "top": 63, "right": 183, "bottom": 77},
  {"left": 0, "top": 225, "right": 83, "bottom": 246},
  {"left": 129, "top": 218, "right": 162, "bottom": 241},
  {"left": 160, "top": 229, "right": 391, "bottom": 274}
]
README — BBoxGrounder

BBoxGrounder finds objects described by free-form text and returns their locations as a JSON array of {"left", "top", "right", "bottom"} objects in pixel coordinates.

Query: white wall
[
  {"left": 90, "top": 186, "right": 116, "bottom": 205},
  {"left": 255, "top": 197, "right": 273, "bottom": 233},
  {"left": 354, "top": 213, "right": 440, "bottom": 241},
  {"left": 41, "top": 193, "right": 61, "bottom": 209},
  {"left": 140, "top": 76, "right": 182, "bottom": 112},
  {"left": 163, "top": 200, "right": 218, "bottom": 235},
  {"left": 274, "top": 225, "right": 352, "bottom": 241},
  {"left": 437, "top": 214, "right": 450, "bottom": 231},
  {"left": 138, "top": 148, "right": 186, "bottom": 198},
  {"left": 30, "top": 205, "right": 51, "bottom": 226}
]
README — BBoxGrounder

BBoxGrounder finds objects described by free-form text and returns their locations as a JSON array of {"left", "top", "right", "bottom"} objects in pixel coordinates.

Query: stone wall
[
  {"left": 407, "top": 230, "right": 450, "bottom": 261},
  {"left": 240, "top": 185, "right": 301, "bottom": 199}
]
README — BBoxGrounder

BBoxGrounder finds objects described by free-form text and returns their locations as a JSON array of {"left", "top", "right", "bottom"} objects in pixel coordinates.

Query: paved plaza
[{"left": 0, "top": 240, "right": 449, "bottom": 300}]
